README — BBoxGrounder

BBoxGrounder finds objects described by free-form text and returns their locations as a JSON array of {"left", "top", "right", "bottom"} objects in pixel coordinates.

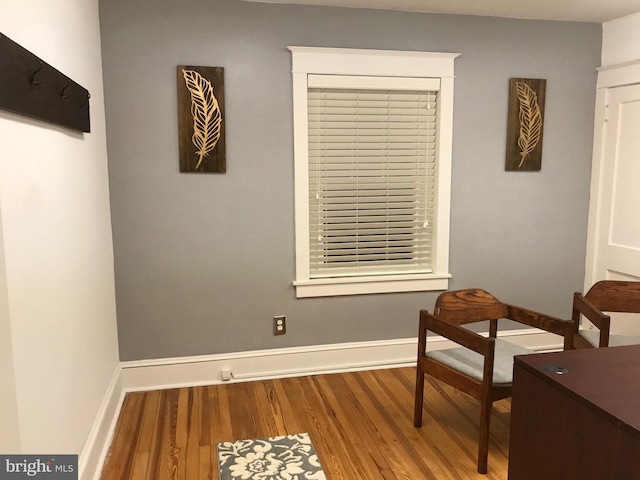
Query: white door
[{"left": 585, "top": 83, "right": 640, "bottom": 335}]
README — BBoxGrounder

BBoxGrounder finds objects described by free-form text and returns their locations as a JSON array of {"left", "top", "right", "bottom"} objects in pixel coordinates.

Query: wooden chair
[
  {"left": 413, "top": 288, "right": 574, "bottom": 474},
  {"left": 572, "top": 280, "right": 640, "bottom": 348}
]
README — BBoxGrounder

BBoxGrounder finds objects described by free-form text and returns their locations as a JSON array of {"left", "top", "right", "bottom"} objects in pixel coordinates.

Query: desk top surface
[{"left": 515, "top": 345, "right": 640, "bottom": 437}]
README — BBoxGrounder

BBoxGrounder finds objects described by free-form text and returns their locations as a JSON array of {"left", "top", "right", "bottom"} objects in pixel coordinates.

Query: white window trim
[{"left": 289, "top": 47, "right": 459, "bottom": 298}]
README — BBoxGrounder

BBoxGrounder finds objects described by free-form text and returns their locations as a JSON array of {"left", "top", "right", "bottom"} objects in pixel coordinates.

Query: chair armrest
[
  {"left": 573, "top": 293, "right": 611, "bottom": 330},
  {"left": 419, "top": 310, "right": 493, "bottom": 356},
  {"left": 506, "top": 304, "right": 575, "bottom": 349},
  {"left": 572, "top": 293, "right": 611, "bottom": 347}
]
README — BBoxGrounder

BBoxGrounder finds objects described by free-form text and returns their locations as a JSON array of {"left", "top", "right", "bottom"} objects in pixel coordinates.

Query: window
[{"left": 289, "top": 47, "right": 459, "bottom": 298}]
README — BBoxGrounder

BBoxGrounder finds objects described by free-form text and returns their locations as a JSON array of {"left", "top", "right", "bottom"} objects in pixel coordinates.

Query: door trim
[{"left": 585, "top": 61, "right": 640, "bottom": 289}]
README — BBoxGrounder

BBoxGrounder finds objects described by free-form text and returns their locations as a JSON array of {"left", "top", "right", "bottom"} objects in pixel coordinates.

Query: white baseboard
[
  {"left": 78, "top": 365, "right": 125, "bottom": 480},
  {"left": 80, "top": 328, "right": 561, "bottom": 479},
  {"left": 118, "top": 328, "right": 560, "bottom": 390}
]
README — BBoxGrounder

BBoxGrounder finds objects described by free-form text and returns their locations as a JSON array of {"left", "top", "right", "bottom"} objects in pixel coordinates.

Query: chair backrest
[
  {"left": 433, "top": 288, "right": 509, "bottom": 326},
  {"left": 584, "top": 281, "right": 640, "bottom": 314}
]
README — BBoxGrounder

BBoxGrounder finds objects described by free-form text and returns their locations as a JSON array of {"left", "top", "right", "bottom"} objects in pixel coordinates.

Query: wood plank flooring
[{"left": 101, "top": 368, "right": 511, "bottom": 480}]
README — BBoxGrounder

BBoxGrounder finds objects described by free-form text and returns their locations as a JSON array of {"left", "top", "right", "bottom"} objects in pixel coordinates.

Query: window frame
[{"left": 289, "top": 47, "right": 459, "bottom": 298}]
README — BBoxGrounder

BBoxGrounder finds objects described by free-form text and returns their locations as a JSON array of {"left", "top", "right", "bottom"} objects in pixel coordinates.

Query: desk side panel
[{"left": 509, "top": 362, "right": 640, "bottom": 480}]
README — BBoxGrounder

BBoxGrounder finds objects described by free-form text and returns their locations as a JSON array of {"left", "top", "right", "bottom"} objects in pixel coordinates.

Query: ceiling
[{"left": 243, "top": 0, "right": 640, "bottom": 23}]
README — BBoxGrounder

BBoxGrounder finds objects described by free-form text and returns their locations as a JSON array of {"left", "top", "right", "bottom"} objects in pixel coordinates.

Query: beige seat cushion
[
  {"left": 426, "top": 339, "right": 534, "bottom": 385},
  {"left": 579, "top": 329, "right": 640, "bottom": 347}
]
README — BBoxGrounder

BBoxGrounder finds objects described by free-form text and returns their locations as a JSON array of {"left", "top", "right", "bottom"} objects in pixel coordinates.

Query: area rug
[{"left": 217, "top": 433, "right": 327, "bottom": 480}]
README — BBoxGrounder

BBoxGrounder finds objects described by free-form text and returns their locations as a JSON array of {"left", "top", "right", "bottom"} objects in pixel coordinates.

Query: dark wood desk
[{"left": 508, "top": 345, "right": 640, "bottom": 480}]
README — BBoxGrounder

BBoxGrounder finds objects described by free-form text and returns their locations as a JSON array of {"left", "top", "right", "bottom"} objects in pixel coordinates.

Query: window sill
[{"left": 293, "top": 274, "right": 451, "bottom": 298}]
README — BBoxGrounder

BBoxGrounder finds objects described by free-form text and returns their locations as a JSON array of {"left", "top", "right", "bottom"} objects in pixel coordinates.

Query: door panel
[{"left": 610, "top": 97, "right": 640, "bottom": 250}]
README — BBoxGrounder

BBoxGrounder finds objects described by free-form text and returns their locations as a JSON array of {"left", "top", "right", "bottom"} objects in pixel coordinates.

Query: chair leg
[
  {"left": 477, "top": 395, "right": 492, "bottom": 474},
  {"left": 414, "top": 366, "right": 425, "bottom": 427},
  {"left": 414, "top": 317, "right": 428, "bottom": 428}
]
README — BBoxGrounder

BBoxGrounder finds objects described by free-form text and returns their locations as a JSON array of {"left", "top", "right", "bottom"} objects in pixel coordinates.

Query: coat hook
[
  {"left": 29, "top": 62, "right": 44, "bottom": 86},
  {"left": 60, "top": 82, "right": 70, "bottom": 100},
  {"left": 81, "top": 92, "right": 91, "bottom": 110}
]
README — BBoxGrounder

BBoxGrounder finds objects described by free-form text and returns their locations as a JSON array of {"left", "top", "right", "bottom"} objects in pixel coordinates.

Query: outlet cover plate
[{"left": 273, "top": 315, "right": 286, "bottom": 335}]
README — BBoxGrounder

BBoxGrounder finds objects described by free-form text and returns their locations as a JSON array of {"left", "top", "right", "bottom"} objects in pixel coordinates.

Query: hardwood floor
[{"left": 101, "top": 368, "right": 511, "bottom": 480}]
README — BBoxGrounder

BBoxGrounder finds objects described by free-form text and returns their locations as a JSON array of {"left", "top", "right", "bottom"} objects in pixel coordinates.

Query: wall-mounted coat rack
[{"left": 0, "top": 32, "right": 90, "bottom": 133}]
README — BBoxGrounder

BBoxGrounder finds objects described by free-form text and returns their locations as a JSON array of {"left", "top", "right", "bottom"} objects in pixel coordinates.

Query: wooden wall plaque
[
  {"left": 0, "top": 32, "right": 90, "bottom": 133},
  {"left": 177, "top": 65, "right": 226, "bottom": 173},
  {"left": 505, "top": 78, "right": 546, "bottom": 171}
]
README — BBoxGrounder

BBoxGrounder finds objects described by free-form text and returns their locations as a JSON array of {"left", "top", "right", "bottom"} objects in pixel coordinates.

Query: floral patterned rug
[{"left": 217, "top": 433, "right": 327, "bottom": 480}]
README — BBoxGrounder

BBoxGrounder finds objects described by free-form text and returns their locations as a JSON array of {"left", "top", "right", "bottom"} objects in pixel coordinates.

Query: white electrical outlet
[
  {"left": 273, "top": 315, "right": 286, "bottom": 335},
  {"left": 221, "top": 366, "right": 232, "bottom": 381}
]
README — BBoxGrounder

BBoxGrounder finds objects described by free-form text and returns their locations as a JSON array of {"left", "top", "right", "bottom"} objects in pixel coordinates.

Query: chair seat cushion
[
  {"left": 579, "top": 329, "right": 640, "bottom": 347},
  {"left": 426, "top": 339, "right": 534, "bottom": 385}
]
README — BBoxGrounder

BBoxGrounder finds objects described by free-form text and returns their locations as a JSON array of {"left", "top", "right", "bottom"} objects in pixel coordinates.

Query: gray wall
[{"left": 99, "top": 0, "right": 601, "bottom": 361}]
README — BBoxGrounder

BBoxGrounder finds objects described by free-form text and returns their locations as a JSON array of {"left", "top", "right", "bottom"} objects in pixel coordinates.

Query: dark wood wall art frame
[
  {"left": 505, "top": 78, "right": 546, "bottom": 171},
  {"left": 0, "top": 32, "right": 91, "bottom": 133},
  {"left": 177, "top": 65, "right": 226, "bottom": 173}
]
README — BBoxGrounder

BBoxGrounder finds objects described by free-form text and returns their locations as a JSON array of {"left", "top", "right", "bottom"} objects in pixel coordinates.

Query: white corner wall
[
  {"left": 0, "top": 0, "right": 119, "bottom": 467},
  {"left": 0, "top": 213, "right": 20, "bottom": 453},
  {"left": 602, "top": 12, "right": 640, "bottom": 66}
]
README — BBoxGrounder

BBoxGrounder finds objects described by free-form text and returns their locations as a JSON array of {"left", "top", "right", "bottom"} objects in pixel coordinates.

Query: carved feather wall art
[
  {"left": 177, "top": 65, "right": 226, "bottom": 173},
  {"left": 505, "top": 78, "right": 546, "bottom": 171}
]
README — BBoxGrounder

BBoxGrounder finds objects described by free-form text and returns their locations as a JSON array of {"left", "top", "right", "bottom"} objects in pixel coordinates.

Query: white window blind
[{"left": 307, "top": 77, "right": 439, "bottom": 278}]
